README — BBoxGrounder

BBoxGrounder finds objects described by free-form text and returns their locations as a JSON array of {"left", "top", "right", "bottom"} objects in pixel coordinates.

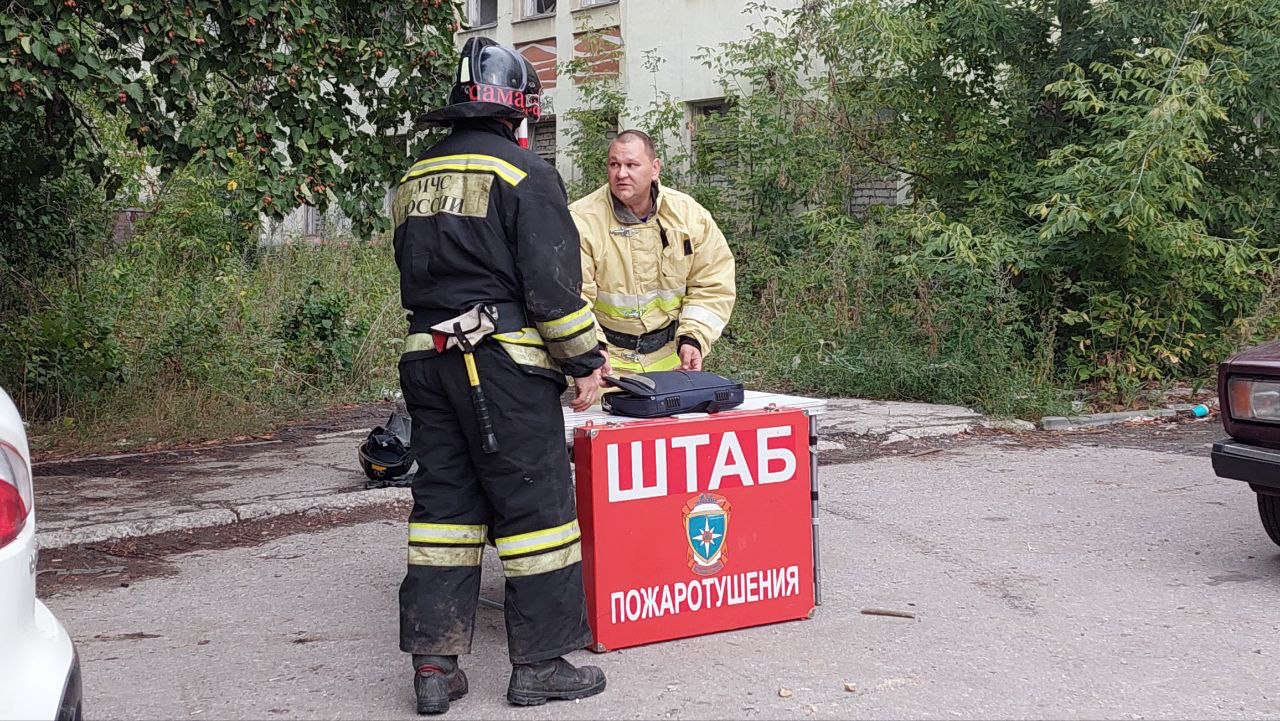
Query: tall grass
[
  {"left": 1, "top": 165, "right": 404, "bottom": 454},
  {"left": 710, "top": 211, "right": 1068, "bottom": 419}
]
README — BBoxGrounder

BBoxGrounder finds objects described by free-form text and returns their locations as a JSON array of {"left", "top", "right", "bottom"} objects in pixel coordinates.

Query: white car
[{"left": 0, "top": 388, "right": 82, "bottom": 721}]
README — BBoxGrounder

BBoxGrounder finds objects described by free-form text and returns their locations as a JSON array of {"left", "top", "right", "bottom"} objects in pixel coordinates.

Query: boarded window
[
  {"left": 848, "top": 178, "right": 904, "bottom": 214},
  {"left": 573, "top": 26, "right": 622, "bottom": 83},
  {"left": 303, "top": 205, "right": 320, "bottom": 237},
  {"left": 515, "top": 38, "right": 558, "bottom": 90},
  {"left": 532, "top": 118, "right": 557, "bottom": 164}
]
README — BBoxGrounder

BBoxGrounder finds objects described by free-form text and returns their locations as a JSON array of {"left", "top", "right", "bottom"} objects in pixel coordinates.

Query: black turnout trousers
[{"left": 397, "top": 342, "right": 592, "bottom": 664}]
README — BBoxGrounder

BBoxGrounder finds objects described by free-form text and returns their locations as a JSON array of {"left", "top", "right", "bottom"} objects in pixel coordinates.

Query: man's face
[{"left": 607, "top": 137, "right": 661, "bottom": 209}]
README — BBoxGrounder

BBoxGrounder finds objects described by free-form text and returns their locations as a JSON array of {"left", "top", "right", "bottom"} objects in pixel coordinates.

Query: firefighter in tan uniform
[{"left": 570, "top": 130, "right": 736, "bottom": 375}]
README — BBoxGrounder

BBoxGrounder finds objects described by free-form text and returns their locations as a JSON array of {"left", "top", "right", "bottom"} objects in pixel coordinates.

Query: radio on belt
[{"left": 601, "top": 371, "right": 744, "bottom": 418}]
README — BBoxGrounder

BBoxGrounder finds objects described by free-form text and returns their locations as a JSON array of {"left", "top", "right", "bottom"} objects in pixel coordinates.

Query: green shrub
[
  {"left": 712, "top": 210, "right": 1065, "bottom": 417},
  {"left": 0, "top": 291, "right": 123, "bottom": 420},
  {"left": 557, "top": 0, "right": 1280, "bottom": 410},
  {"left": 277, "top": 280, "right": 368, "bottom": 380},
  {"left": 0, "top": 117, "right": 113, "bottom": 321},
  {"left": 0, "top": 149, "right": 403, "bottom": 449}
]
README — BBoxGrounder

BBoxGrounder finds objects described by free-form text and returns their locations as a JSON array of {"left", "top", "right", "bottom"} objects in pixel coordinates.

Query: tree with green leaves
[
  {"left": 1, "top": 0, "right": 461, "bottom": 238},
  {"left": 700, "top": 0, "right": 1280, "bottom": 400}
]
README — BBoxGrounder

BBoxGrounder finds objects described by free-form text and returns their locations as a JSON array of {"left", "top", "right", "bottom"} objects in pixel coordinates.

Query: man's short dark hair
[{"left": 610, "top": 129, "right": 657, "bottom": 160}]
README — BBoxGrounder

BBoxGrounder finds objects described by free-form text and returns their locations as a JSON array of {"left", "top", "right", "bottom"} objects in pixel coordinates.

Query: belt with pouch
[
  {"left": 602, "top": 321, "right": 677, "bottom": 355},
  {"left": 404, "top": 302, "right": 527, "bottom": 355}
]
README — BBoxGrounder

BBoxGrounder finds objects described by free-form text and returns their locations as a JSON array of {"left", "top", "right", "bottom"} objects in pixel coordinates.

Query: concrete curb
[
  {"left": 982, "top": 418, "right": 1038, "bottom": 433},
  {"left": 31, "top": 439, "right": 285, "bottom": 467},
  {"left": 36, "top": 486, "right": 410, "bottom": 551},
  {"left": 1039, "top": 408, "right": 1177, "bottom": 431}
]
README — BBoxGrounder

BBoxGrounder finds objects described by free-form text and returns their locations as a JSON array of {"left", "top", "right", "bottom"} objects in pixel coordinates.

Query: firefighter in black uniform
[{"left": 392, "top": 38, "right": 608, "bottom": 715}]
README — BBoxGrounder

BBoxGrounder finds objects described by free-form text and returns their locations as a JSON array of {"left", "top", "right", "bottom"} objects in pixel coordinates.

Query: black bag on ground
[{"left": 601, "top": 371, "right": 744, "bottom": 418}]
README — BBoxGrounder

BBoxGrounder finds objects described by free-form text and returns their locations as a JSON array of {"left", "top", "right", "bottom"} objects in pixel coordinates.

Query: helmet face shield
[{"left": 473, "top": 43, "right": 525, "bottom": 89}]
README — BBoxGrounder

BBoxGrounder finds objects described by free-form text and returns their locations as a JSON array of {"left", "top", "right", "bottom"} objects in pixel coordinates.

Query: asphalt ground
[{"left": 42, "top": 419, "right": 1280, "bottom": 720}]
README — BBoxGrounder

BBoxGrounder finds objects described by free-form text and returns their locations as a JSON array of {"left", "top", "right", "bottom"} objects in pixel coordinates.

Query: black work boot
[
  {"left": 506, "top": 656, "right": 606, "bottom": 706},
  {"left": 412, "top": 655, "right": 468, "bottom": 715}
]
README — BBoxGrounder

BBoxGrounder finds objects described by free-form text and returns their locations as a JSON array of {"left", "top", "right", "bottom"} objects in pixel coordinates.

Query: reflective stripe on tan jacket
[{"left": 570, "top": 183, "right": 735, "bottom": 372}]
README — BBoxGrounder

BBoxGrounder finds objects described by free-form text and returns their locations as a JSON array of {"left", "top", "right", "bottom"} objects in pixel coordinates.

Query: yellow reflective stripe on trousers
[
  {"left": 400, "top": 154, "right": 527, "bottom": 186},
  {"left": 537, "top": 305, "right": 595, "bottom": 339},
  {"left": 404, "top": 333, "right": 435, "bottom": 354},
  {"left": 408, "top": 545, "right": 484, "bottom": 567},
  {"left": 408, "top": 522, "right": 487, "bottom": 545},
  {"left": 494, "top": 520, "right": 580, "bottom": 558},
  {"left": 496, "top": 340, "right": 556, "bottom": 370},
  {"left": 502, "top": 542, "right": 582, "bottom": 577}
]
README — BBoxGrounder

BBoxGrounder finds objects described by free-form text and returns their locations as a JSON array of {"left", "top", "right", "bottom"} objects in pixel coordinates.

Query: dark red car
[{"left": 1212, "top": 340, "right": 1280, "bottom": 544}]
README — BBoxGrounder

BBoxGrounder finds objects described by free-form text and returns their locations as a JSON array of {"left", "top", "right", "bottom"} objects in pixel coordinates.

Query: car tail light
[
  {"left": 0, "top": 439, "right": 32, "bottom": 547},
  {"left": 1228, "top": 377, "right": 1280, "bottom": 424}
]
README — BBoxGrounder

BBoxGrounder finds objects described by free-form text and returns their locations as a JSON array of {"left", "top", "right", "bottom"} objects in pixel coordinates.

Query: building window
[
  {"left": 691, "top": 100, "right": 730, "bottom": 134},
  {"left": 690, "top": 99, "right": 732, "bottom": 185},
  {"left": 302, "top": 205, "right": 320, "bottom": 237},
  {"left": 523, "top": 0, "right": 555, "bottom": 18},
  {"left": 579, "top": 0, "right": 616, "bottom": 7},
  {"left": 847, "top": 107, "right": 903, "bottom": 213},
  {"left": 466, "top": 0, "right": 497, "bottom": 26},
  {"left": 531, "top": 117, "right": 557, "bottom": 164}
]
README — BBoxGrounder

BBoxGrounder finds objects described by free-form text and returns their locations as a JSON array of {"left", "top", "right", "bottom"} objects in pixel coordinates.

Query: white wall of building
[
  {"left": 260, "top": 2, "right": 831, "bottom": 241},
  {"left": 456, "top": 0, "right": 801, "bottom": 183},
  {"left": 616, "top": 1, "right": 792, "bottom": 111}
]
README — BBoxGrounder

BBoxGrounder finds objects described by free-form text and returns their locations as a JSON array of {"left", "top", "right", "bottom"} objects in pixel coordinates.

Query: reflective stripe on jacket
[{"left": 392, "top": 120, "right": 603, "bottom": 379}]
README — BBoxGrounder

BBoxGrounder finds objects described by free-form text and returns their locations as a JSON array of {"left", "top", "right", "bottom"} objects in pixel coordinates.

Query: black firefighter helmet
[
  {"left": 420, "top": 37, "right": 543, "bottom": 126},
  {"left": 358, "top": 412, "right": 414, "bottom": 482}
]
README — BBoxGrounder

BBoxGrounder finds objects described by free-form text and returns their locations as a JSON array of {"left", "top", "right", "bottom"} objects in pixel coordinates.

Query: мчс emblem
[{"left": 682, "top": 493, "right": 731, "bottom": 576}]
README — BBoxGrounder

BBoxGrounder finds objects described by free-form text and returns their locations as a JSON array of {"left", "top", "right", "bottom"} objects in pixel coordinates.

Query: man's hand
[
  {"left": 678, "top": 343, "right": 703, "bottom": 371},
  {"left": 599, "top": 348, "right": 613, "bottom": 378},
  {"left": 570, "top": 369, "right": 604, "bottom": 412}
]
